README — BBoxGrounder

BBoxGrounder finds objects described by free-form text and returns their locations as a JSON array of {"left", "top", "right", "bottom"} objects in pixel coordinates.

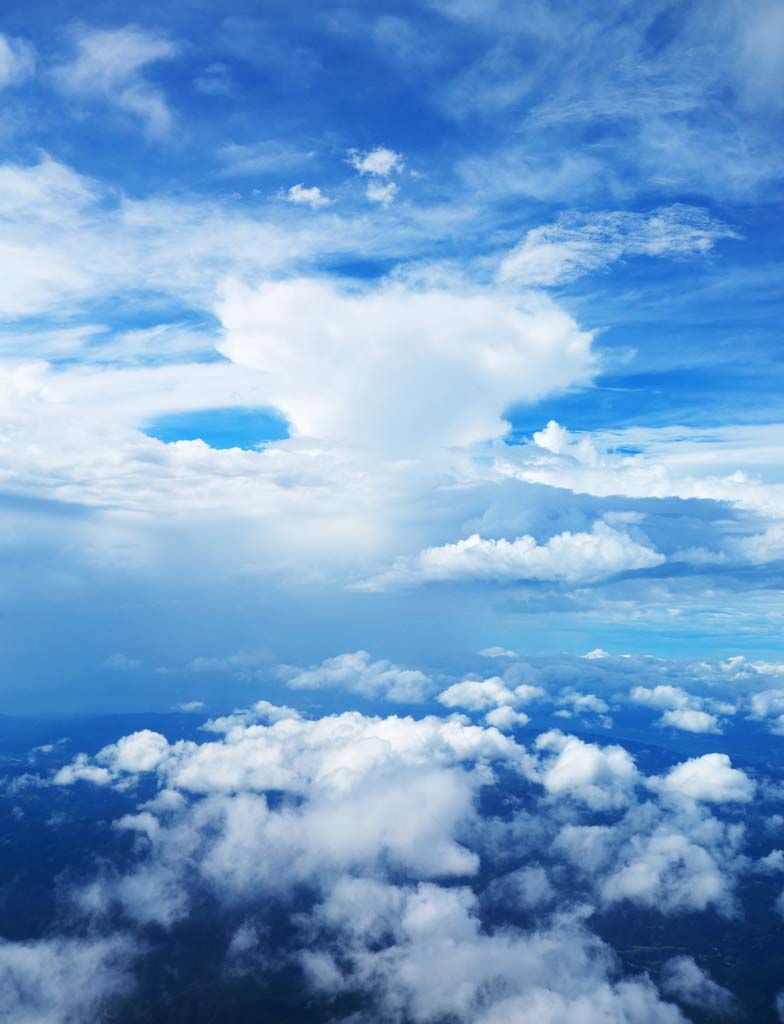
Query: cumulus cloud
[
  {"left": 499, "top": 206, "right": 738, "bottom": 286},
  {"left": 285, "top": 183, "right": 333, "bottom": 209},
  {"left": 348, "top": 146, "right": 404, "bottom": 177},
  {"left": 438, "top": 676, "right": 518, "bottom": 711},
  {"left": 282, "top": 650, "right": 434, "bottom": 702},
  {"left": 216, "top": 277, "right": 595, "bottom": 455},
  {"left": 630, "top": 685, "right": 692, "bottom": 710},
  {"left": 484, "top": 706, "right": 530, "bottom": 730},
  {"left": 303, "top": 879, "right": 687, "bottom": 1024},
  {"left": 750, "top": 689, "right": 784, "bottom": 734},
  {"left": 347, "top": 146, "right": 404, "bottom": 204},
  {"left": 363, "top": 521, "right": 664, "bottom": 589},
  {"left": 44, "top": 697, "right": 764, "bottom": 1012},
  {"left": 535, "top": 731, "right": 638, "bottom": 810},
  {"left": 365, "top": 178, "right": 399, "bottom": 205},
  {"left": 659, "top": 708, "right": 722, "bottom": 734},
  {"left": 657, "top": 754, "right": 755, "bottom": 803}
]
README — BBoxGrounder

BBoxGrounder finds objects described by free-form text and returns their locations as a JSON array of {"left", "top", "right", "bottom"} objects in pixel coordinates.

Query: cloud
[
  {"left": 45, "top": 697, "right": 761, "bottom": 1006},
  {"left": 0, "top": 935, "right": 136, "bottom": 1024},
  {"left": 303, "top": 878, "right": 688, "bottom": 1024},
  {"left": 366, "top": 178, "right": 398, "bottom": 205},
  {"left": 348, "top": 146, "right": 404, "bottom": 204},
  {"left": 438, "top": 676, "right": 519, "bottom": 711},
  {"left": 52, "top": 25, "right": 179, "bottom": 135},
  {"left": 660, "top": 956, "right": 736, "bottom": 1016},
  {"left": 283, "top": 650, "right": 434, "bottom": 702},
  {"left": 499, "top": 420, "right": 784, "bottom": 558},
  {"left": 172, "top": 700, "right": 207, "bottom": 712},
  {"left": 0, "top": 33, "right": 35, "bottom": 88},
  {"left": 657, "top": 754, "right": 755, "bottom": 803},
  {"left": 535, "top": 731, "right": 638, "bottom": 810},
  {"left": 750, "top": 689, "right": 784, "bottom": 734},
  {"left": 285, "top": 183, "right": 333, "bottom": 209},
  {"left": 363, "top": 521, "right": 664, "bottom": 589},
  {"left": 499, "top": 206, "right": 738, "bottom": 286},
  {"left": 192, "top": 62, "right": 233, "bottom": 96},
  {"left": 216, "top": 277, "right": 595, "bottom": 455},
  {"left": 217, "top": 140, "right": 315, "bottom": 177},
  {"left": 484, "top": 706, "right": 529, "bottom": 730},
  {"left": 348, "top": 146, "right": 404, "bottom": 177},
  {"left": 659, "top": 708, "right": 722, "bottom": 734},
  {"left": 630, "top": 685, "right": 692, "bottom": 710},
  {"left": 479, "top": 646, "right": 517, "bottom": 659}
]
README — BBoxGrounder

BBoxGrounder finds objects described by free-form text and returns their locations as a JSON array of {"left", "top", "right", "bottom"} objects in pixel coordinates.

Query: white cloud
[
  {"left": 348, "top": 146, "right": 404, "bottom": 204},
  {"left": 660, "top": 956, "right": 736, "bottom": 1016},
  {"left": 217, "top": 140, "right": 314, "bottom": 176},
  {"left": 0, "top": 935, "right": 135, "bottom": 1024},
  {"left": 484, "top": 706, "right": 529, "bottom": 730},
  {"left": 660, "top": 708, "right": 722, "bottom": 734},
  {"left": 283, "top": 650, "right": 434, "bottom": 702},
  {"left": 535, "top": 731, "right": 638, "bottom": 810},
  {"left": 630, "top": 685, "right": 692, "bottom": 710},
  {"left": 499, "top": 206, "right": 738, "bottom": 287},
  {"left": 216, "top": 277, "right": 595, "bottom": 455},
  {"left": 52, "top": 25, "right": 179, "bottom": 136},
  {"left": 599, "top": 830, "right": 734, "bottom": 916},
  {"left": 479, "top": 646, "right": 517, "bottom": 659},
  {"left": 438, "top": 677, "right": 544, "bottom": 714},
  {"left": 364, "top": 521, "right": 663, "bottom": 589},
  {"left": 657, "top": 754, "right": 755, "bottom": 803},
  {"left": 583, "top": 647, "right": 610, "bottom": 660},
  {"left": 53, "top": 754, "right": 113, "bottom": 787},
  {"left": 172, "top": 700, "right": 207, "bottom": 712},
  {"left": 365, "top": 178, "right": 399, "bottom": 205},
  {"left": 96, "top": 730, "right": 171, "bottom": 774},
  {"left": 0, "top": 33, "right": 35, "bottom": 88},
  {"left": 285, "top": 183, "right": 333, "bottom": 209},
  {"left": 304, "top": 878, "right": 687, "bottom": 1024},
  {"left": 558, "top": 691, "right": 609, "bottom": 715},
  {"left": 751, "top": 689, "right": 784, "bottom": 720},
  {"left": 348, "top": 146, "right": 404, "bottom": 177}
]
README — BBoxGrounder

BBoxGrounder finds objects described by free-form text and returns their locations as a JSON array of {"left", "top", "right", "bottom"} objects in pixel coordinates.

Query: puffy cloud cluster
[
  {"left": 348, "top": 146, "right": 404, "bottom": 205},
  {"left": 285, "top": 183, "right": 333, "bottom": 209},
  {"left": 0, "top": 934, "right": 135, "bottom": 1024},
  {"left": 34, "top": 696, "right": 777, "bottom": 1018},
  {"left": 363, "top": 521, "right": 664, "bottom": 590},
  {"left": 534, "top": 731, "right": 638, "bottom": 811},
  {"left": 656, "top": 754, "right": 756, "bottom": 804},
  {"left": 216, "top": 277, "right": 594, "bottom": 455},
  {"left": 282, "top": 650, "right": 434, "bottom": 702},
  {"left": 437, "top": 675, "right": 543, "bottom": 729},
  {"left": 302, "top": 880, "right": 687, "bottom": 1024}
]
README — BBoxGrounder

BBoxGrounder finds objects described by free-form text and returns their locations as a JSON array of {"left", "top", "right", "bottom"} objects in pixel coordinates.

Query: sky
[
  {"left": 6, "top": 4, "right": 784, "bottom": 1022},
  {"left": 0, "top": 0, "right": 783, "bottom": 711}
]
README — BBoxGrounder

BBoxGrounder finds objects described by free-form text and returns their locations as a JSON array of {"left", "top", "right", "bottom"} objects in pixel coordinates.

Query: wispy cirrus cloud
[{"left": 52, "top": 25, "right": 179, "bottom": 135}]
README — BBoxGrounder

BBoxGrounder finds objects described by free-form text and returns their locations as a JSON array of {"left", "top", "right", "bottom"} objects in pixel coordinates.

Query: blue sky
[{"left": 1, "top": 0, "right": 784, "bottom": 710}]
